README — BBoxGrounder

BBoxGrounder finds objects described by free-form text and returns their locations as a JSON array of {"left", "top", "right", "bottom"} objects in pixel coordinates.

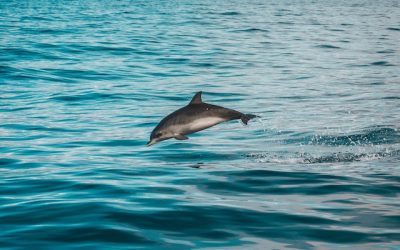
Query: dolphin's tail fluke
[{"left": 241, "top": 114, "right": 258, "bottom": 125}]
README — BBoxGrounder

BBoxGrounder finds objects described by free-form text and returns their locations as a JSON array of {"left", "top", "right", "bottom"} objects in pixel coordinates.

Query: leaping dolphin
[{"left": 147, "top": 91, "right": 257, "bottom": 146}]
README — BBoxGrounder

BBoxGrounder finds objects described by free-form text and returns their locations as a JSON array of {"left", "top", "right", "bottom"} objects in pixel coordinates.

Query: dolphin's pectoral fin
[{"left": 174, "top": 134, "right": 189, "bottom": 140}]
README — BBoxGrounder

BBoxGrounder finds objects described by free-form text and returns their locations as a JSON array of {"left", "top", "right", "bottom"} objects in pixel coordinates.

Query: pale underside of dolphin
[{"left": 147, "top": 91, "right": 257, "bottom": 146}]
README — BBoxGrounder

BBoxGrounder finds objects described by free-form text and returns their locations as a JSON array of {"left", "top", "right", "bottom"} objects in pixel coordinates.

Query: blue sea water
[{"left": 1, "top": 0, "right": 400, "bottom": 249}]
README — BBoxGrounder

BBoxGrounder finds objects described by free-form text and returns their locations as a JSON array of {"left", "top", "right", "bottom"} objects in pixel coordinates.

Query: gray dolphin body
[{"left": 147, "top": 91, "right": 257, "bottom": 146}]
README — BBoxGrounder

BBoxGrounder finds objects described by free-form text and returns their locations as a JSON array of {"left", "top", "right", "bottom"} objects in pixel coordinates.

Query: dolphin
[{"left": 147, "top": 91, "right": 257, "bottom": 146}]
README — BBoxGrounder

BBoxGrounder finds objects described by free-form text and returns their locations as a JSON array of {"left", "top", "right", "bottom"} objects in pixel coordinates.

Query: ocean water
[{"left": 1, "top": 0, "right": 400, "bottom": 249}]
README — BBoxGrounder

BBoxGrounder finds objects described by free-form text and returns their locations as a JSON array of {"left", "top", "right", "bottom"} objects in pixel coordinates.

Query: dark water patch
[
  {"left": 383, "top": 96, "right": 400, "bottom": 100},
  {"left": 1, "top": 47, "right": 41, "bottom": 57},
  {"left": 0, "top": 65, "right": 18, "bottom": 74},
  {"left": 189, "top": 62, "right": 216, "bottom": 68},
  {"left": 316, "top": 44, "right": 341, "bottom": 49},
  {"left": 0, "top": 47, "right": 60, "bottom": 61},
  {"left": 279, "top": 95, "right": 309, "bottom": 100},
  {"left": 277, "top": 21, "right": 294, "bottom": 25},
  {"left": 14, "top": 148, "right": 63, "bottom": 156},
  {"left": 6, "top": 225, "right": 156, "bottom": 245},
  {"left": 220, "top": 11, "right": 241, "bottom": 16},
  {"left": 369, "top": 81, "right": 385, "bottom": 85},
  {"left": 304, "top": 229, "right": 371, "bottom": 243},
  {"left": 387, "top": 27, "right": 400, "bottom": 31},
  {"left": 376, "top": 49, "right": 395, "bottom": 54},
  {"left": 328, "top": 28, "right": 345, "bottom": 32},
  {"left": 145, "top": 71, "right": 191, "bottom": 77},
  {"left": 313, "top": 207, "right": 352, "bottom": 213},
  {"left": 382, "top": 215, "right": 400, "bottom": 225},
  {"left": 295, "top": 76, "right": 313, "bottom": 80},
  {"left": 0, "top": 158, "right": 20, "bottom": 166},
  {"left": 371, "top": 61, "right": 394, "bottom": 66},
  {"left": 235, "top": 28, "right": 269, "bottom": 33},
  {"left": 157, "top": 57, "right": 190, "bottom": 64}
]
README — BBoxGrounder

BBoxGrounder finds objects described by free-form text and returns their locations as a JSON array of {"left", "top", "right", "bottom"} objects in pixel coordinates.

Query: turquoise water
[{"left": 1, "top": 0, "right": 400, "bottom": 249}]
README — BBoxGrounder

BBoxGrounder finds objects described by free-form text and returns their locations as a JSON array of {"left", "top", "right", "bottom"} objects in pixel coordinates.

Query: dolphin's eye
[{"left": 155, "top": 132, "right": 162, "bottom": 137}]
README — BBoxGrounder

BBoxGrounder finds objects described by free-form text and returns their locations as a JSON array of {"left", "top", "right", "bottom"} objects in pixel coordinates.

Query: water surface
[{"left": 1, "top": 0, "right": 400, "bottom": 249}]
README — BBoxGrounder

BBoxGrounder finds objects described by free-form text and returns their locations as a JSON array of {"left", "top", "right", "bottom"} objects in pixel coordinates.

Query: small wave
[
  {"left": 66, "top": 44, "right": 136, "bottom": 55},
  {"left": 277, "top": 21, "right": 294, "bottom": 25},
  {"left": 50, "top": 92, "right": 124, "bottom": 103},
  {"left": 157, "top": 57, "right": 190, "bottom": 65},
  {"left": 47, "top": 68, "right": 120, "bottom": 80}
]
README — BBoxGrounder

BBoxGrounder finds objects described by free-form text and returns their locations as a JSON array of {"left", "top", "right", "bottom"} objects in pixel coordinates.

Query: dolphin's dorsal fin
[{"left": 189, "top": 91, "right": 202, "bottom": 105}]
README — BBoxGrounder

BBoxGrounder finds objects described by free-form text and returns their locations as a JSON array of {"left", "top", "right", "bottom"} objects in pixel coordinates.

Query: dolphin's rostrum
[{"left": 147, "top": 91, "right": 257, "bottom": 146}]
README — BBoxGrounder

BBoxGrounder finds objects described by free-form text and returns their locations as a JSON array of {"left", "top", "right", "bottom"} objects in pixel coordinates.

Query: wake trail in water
[{"left": 248, "top": 126, "right": 400, "bottom": 164}]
